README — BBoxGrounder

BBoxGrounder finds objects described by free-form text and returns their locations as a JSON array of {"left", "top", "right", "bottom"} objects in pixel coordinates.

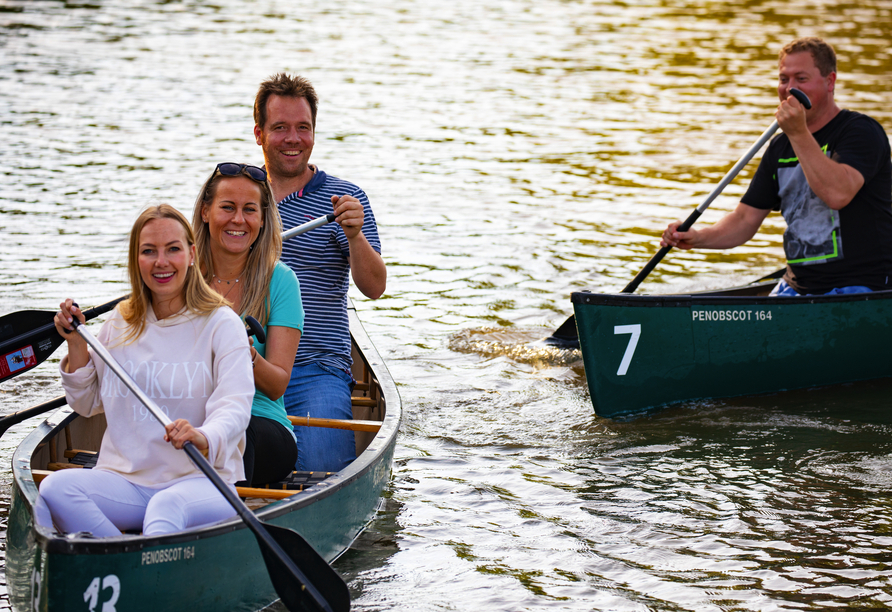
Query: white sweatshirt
[{"left": 60, "top": 304, "right": 253, "bottom": 486}]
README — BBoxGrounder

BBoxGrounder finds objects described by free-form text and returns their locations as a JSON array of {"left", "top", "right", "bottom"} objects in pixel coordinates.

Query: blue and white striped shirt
[{"left": 277, "top": 169, "right": 381, "bottom": 371}]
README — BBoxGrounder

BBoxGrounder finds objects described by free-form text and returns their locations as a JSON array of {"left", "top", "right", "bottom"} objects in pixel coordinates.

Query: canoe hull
[
  {"left": 571, "top": 284, "right": 892, "bottom": 419},
  {"left": 7, "top": 303, "right": 400, "bottom": 612},
  {"left": 8, "top": 439, "right": 395, "bottom": 611}
]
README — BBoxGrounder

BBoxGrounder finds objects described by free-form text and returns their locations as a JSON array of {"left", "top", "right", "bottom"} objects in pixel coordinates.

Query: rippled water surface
[{"left": 3, "top": 0, "right": 892, "bottom": 609}]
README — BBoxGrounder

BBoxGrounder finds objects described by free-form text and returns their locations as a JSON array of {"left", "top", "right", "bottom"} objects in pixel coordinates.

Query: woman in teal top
[{"left": 192, "top": 162, "right": 304, "bottom": 486}]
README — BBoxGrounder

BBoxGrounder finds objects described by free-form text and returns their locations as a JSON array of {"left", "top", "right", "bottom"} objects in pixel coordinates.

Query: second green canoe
[{"left": 571, "top": 273, "right": 892, "bottom": 419}]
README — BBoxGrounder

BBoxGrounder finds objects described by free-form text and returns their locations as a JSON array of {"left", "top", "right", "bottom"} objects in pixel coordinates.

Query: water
[{"left": 3, "top": 0, "right": 892, "bottom": 609}]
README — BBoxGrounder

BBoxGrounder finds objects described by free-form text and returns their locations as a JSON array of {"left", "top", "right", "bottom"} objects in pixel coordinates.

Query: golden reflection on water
[{"left": 3, "top": 0, "right": 892, "bottom": 610}]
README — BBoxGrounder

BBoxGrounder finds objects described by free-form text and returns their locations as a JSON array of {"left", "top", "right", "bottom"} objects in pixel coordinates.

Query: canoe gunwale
[
  {"left": 571, "top": 287, "right": 892, "bottom": 308},
  {"left": 9, "top": 301, "right": 401, "bottom": 558}
]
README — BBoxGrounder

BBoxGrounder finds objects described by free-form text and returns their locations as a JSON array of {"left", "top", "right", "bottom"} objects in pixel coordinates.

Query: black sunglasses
[{"left": 214, "top": 163, "right": 267, "bottom": 183}]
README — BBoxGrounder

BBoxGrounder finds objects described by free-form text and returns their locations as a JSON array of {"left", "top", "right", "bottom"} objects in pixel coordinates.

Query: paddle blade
[
  {"left": 0, "top": 310, "right": 64, "bottom": 383},
  {"left": 0, "top": 297, "right": 126, "bottom": 384},
  {"left": 258, "top": 522, "right": 351, "bottom": 612},
  {"left": 542, "top": 314, "right": 579, "bottom": 349}
]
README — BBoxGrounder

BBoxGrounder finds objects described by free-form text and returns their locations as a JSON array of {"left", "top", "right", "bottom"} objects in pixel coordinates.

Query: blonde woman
[
  {"left": 193, "top": 163, "right": 303, "bottom": 486},
  {"left": 37, "top": 204, "right": 253, "bottom": 537}
]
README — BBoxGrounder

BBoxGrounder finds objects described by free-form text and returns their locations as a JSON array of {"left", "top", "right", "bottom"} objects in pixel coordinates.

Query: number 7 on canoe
[{"left": 614, "top": 324, "right": 641, "bottom": 376}]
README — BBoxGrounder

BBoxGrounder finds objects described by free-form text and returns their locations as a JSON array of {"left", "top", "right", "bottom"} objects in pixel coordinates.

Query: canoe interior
[
  {"left": 571, "top": 271, "right": 892, "bottom": 419},
  {"left": 7, "top": 302, "right": 401, "bottom": 612}
]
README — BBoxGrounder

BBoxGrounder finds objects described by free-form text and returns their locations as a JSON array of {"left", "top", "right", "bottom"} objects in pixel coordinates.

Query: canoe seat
[{"left": 42, "top": 449, "right": 333, "bottom": 501}]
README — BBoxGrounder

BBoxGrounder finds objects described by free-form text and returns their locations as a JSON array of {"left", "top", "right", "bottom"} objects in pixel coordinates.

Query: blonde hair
[
  {"left": 192, "top": 167, "right": 282, "bottom": 326},
  {"left": 119, "top": 204, "right": 229, "bottom": 343}
]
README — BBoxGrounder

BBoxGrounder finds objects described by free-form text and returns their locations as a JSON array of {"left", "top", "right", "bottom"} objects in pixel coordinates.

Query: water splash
[{"left": 448, "top": 327, "right": 582, "bottom": 368}]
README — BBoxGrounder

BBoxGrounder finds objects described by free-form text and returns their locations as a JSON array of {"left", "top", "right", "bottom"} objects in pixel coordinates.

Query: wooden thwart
[
  {"left": 236, "top": 487, "right": 298, "bottom": 500},
  {"left": 288, "top": 416, "right": 381, "bottom": 433}
]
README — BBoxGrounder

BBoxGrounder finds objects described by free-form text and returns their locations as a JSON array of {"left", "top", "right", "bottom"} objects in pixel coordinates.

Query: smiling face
[
  {"left": 137, "top": 217, "right": 195, "bottom": 315},
  {"left": 201, "top": 176, "right": 264, "bottom": 259},
  {"left": 778, "top": 51, "right": 836, "bottom": 119},
  {"left": 253, "top": 94, "right": 315, "bottom": 182}
]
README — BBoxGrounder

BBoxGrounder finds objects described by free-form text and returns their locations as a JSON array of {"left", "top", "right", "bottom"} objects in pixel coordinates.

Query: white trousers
[{"left": 35, "top": 469, "right": 237, "bottom": 537}]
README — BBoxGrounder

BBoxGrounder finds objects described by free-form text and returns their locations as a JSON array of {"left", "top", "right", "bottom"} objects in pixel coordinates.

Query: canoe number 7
[
  {"left": 614, "top": 324, "right": 641, "bottom": 376},
  {"left": 84, "top": 575, "right": 120, "bottom": 612}
]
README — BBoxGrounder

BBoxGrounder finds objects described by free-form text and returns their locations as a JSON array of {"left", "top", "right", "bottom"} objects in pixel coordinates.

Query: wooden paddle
[
  {"left": 543, "top": 88, "right": 812, "bottom": 348},
  {"left": 0, "top": 213, "right": 333, "bottom": 385},
  {"left": 68, "top": 318, "right": 350, "bottom": 612}
]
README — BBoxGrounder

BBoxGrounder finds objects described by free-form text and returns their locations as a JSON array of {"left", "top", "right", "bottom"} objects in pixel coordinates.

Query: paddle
[
  {"left": 0, "top": 396, "right": 68, "bottom": 438},
  {"left": 543, "top": 89, "right": 812, "bottom": 348},
  {"left": 0, "top": 298, "right": 126, "bottom": 383},
  {"left": 0, "top": 214, "right": 334, "bottom": 385},
  {"left": 68, "top": 318, "right": 350, "bottom": 612}
]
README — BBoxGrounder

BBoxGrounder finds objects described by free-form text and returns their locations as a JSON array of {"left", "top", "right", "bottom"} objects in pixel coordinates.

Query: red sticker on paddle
[{"left": 1, "top": 345, "right": 37, "bottom": 378}]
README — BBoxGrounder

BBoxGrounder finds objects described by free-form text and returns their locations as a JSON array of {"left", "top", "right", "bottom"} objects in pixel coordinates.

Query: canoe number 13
[
  {"left": 614, "top": 324, "right": 641, "bottom": 376},
  {"left": 84, "top": 575, "right": 120, "bottom": 612}
]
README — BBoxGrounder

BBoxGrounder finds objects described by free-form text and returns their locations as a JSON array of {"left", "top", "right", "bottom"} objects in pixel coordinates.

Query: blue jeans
[
  {"left": 770, "top": 280, "right": 873, "bottom": 296},
  {"left": 285, "top": 363, "right": 356, "bottom": 472}
]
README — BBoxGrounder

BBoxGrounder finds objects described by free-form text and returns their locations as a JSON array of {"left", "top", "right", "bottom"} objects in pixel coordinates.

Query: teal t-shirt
[{"left": 250, "top": 261, "right": 304, "bottom": 431}]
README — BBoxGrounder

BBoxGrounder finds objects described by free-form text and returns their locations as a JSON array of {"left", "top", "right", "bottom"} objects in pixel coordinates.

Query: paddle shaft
[
  {"left": 283, "top": 213, "right": 336, "bottom": 241},
  {"left": 0, "top": 396, "right": 67, "bottom": 437},
  {"left": 70, "top": 319, "right": 336, "bottom": 612}
]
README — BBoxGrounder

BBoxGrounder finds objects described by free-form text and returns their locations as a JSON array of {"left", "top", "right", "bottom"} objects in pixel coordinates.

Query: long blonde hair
[
  {"left": 191, "top": 166, "right": 282, "bottom": 326},
  {"left": 119, "top": 204, "right": 228, "bottom": 342}
]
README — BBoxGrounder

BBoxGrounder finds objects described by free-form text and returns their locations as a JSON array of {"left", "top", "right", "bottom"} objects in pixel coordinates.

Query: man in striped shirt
[{"left": 254, "top": 73, "right": 386, "bottom": 472}]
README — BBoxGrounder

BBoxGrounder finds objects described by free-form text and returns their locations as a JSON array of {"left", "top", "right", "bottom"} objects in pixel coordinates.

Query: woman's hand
[
  {"left": 54, "top": 299, "right": 90, "bottom": 372},
  {"left": 164, "top": 418, "right": 209, "bottom": 453},
  {"left": 53, "top": 299, "right": 86, "bottom": 337}
]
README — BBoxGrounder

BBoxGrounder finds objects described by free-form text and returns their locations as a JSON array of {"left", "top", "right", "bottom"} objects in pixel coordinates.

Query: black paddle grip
[
  {"left": 789, "top": 88, "right": 811, "bottom": 109},
  {"left": 245, "top": 315, "right": 266, "bottom": 344}
]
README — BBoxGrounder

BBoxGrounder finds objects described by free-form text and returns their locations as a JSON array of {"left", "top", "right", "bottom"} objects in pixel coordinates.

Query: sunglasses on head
[{"left": 214, "top": 163, "right": 267, "bottom": 183}]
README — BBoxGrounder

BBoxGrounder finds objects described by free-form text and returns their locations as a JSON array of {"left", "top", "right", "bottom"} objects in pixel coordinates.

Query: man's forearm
[
  {"left": 349, "top": 234, "right": 386, "bottom": 299},
  {"left": 788, "top": 133, "right": 864, "bottom": 210},
  {"left": 695, "top": 204, "right": 770, "bottom": 249}
]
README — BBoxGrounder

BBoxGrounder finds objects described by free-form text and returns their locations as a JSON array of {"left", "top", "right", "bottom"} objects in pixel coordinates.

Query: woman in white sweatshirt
[{"left": 35, "top": 204, "right": 254, "bottom": 537}]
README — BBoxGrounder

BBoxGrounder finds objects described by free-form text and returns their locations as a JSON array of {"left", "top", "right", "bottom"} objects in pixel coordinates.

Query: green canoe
[
  {"left": 6, "top": 302, "right": 401, "bottom": 612},
  {"left": 571, "top": 272, "right": 892, "bottom": 419}
]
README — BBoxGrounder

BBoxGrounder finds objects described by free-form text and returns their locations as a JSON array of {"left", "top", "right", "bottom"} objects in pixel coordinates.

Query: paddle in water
[
  {"left": 0, "top": 213, "right": 333, "bottom": 385},
  {"left": 543, "top": 88, "right": 812, "bottom": 348},
  {"left": 68, "top": 317, "right": 350, "bottom": 612}
]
